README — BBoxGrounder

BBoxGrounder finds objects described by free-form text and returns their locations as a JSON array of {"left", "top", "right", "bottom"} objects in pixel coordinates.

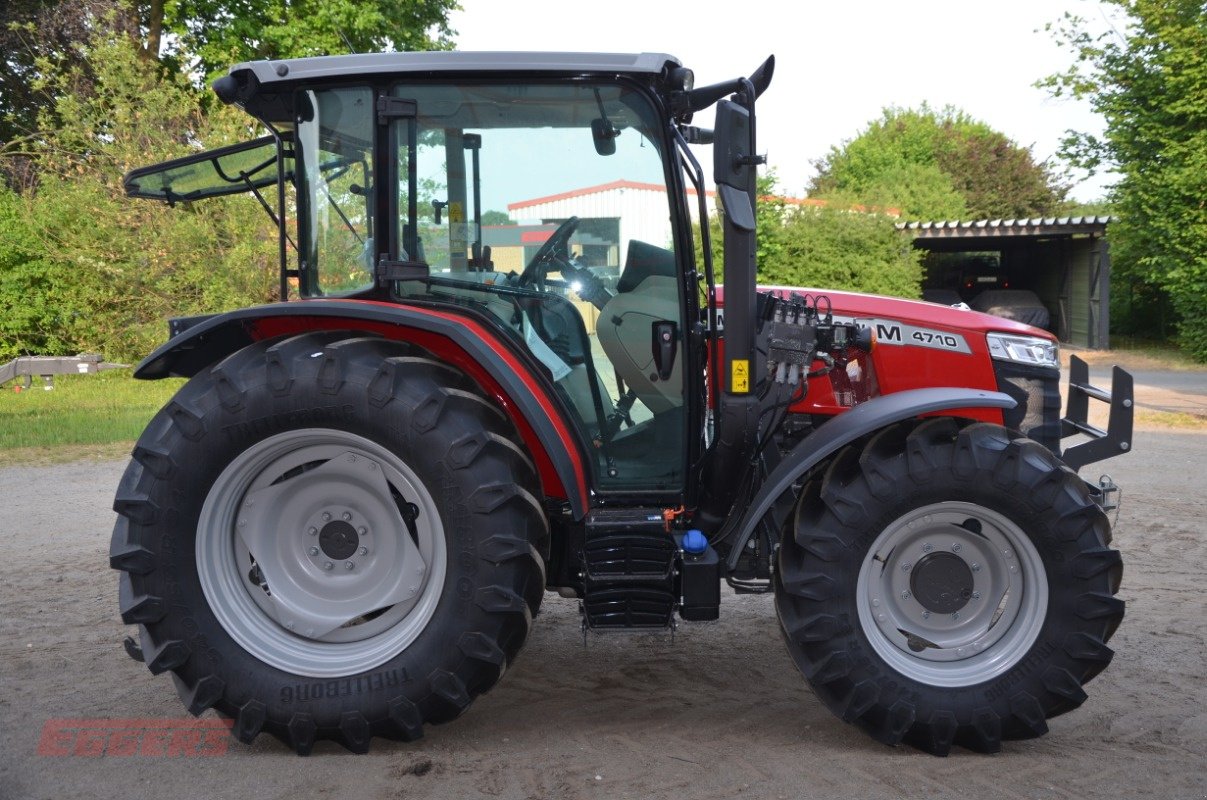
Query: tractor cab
[{"left": 127, "top": 54, "right": 701, "bottom": 497}]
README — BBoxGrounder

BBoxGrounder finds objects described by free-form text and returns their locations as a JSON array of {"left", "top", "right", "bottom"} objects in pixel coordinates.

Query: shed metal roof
[{"left": 897, "top": 216, "right": 1113, "bottom": 239}]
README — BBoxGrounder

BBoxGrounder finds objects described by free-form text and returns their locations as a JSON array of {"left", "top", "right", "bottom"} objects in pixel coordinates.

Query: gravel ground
[{"left": 1, "top": 427, "right": 1205, "bottom": 800}]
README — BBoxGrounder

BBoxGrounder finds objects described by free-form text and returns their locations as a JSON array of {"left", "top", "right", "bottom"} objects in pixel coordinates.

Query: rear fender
[
  {"left": 723, "top": 387, "right": 1016, "bottom": 570},
  {"left": 134, "top": 301, "right": 590, "bottom": 518}
]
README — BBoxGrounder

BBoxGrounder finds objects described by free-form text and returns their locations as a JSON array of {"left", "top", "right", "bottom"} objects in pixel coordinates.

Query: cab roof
[{"left": 229, "top": 51, "right": 681, "bottom": 86}]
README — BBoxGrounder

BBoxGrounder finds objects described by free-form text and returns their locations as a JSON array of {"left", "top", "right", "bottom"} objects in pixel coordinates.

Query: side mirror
[{"left": 713, "top": 99, "right": 755, "bottom": 232}]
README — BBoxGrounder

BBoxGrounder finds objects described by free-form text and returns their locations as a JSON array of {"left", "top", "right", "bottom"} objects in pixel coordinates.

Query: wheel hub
[
  {"left": 910, "top": 551, "right": 973, "bottom": 614},
  {"left": 319, "top": 520, "right": 359, "bottom": 560},
  {"left": 197, "top": 432, "right": 447, "bottom": 677},
  {"left": 855, "top": 502, "right": 1048, "bottom": 687}
]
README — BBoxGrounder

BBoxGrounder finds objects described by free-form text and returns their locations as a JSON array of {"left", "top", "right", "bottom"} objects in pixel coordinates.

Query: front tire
[
  {"left": 111, "top": 332, "right": 548, "bottom": 753},
  {"left": 776, "top": 419, "right": 1124, "bottom": 755}
]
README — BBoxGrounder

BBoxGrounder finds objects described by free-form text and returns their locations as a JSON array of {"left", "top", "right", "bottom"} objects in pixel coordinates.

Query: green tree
[
  {"left": 809, "top": 106, "right": 1067, "bottom": 220},
  {"left": 2, "top": 0, "right": 459, "bottom": 154},
  {"left": 164, "top": 0, "right": 460, "bottom": 81},
  {"left": 1041, "top": 1, "right": 1207, "bottom": 359},
  {"left": 0, "top": 0, "right": 116, "bottom": 149}
]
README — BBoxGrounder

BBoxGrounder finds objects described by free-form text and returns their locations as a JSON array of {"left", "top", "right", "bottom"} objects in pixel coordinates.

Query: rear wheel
[
  {"left": 111, "top": 332, "right": 547, "bottom": 753},
  {"left": 776, "top": 419, "right": 1124, "bottom": 755}
]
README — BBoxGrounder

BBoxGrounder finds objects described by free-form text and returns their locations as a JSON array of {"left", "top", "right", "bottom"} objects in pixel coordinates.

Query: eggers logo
[{"left": 37, "top": 718, "right": 233, "bottom": 757}]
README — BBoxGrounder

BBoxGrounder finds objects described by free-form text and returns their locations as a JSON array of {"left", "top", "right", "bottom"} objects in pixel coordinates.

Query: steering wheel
[{"left": 518, "top": 216, "right": 580, "bottom": 288}]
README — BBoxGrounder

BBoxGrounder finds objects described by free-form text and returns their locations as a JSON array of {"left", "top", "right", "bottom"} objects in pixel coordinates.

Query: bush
[
  {"left": 0, "top": 34, "right": 278, "bottom": 362},
  {"left": 758, "top": 205, "right": 922, "bottom": 298}
]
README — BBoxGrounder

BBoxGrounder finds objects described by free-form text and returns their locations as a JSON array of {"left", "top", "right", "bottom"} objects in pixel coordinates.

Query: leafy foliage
[
  {"left": 0, "top": 1, "right": 117, "bottom": 151},
  {"left": 809, "top": 106, "right": 1067, "bottom": 220},
  {"left": 700, "top": 174, "right": 922, "bottom": 298},
  {"left": 0, "top": 34, "right": 278, "bottom": 361},
  {"left": 1042, "top": 1, "right": 1207, "bottom": 360},
  {"left": 165, "top": 0, "right": 459, "bottom": 81}
]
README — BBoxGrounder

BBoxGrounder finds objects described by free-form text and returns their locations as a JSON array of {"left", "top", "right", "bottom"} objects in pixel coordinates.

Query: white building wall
[{"left": 509, "top": 182, "right": 715, "bottom": 265}]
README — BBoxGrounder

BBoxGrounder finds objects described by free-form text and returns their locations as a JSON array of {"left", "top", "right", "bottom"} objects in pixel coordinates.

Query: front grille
[{"left": 994, "top": 361, "right": 1061, "bottom": 453}]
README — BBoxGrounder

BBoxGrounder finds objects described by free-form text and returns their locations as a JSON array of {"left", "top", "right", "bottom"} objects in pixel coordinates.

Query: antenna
[{"left": 338, "top": 30, "right": 358, "bottom": 54}]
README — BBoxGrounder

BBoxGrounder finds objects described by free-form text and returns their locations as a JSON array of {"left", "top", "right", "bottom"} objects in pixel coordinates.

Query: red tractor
[{"left": 112, "top": 52, "right": 1132, "bottom": 755}]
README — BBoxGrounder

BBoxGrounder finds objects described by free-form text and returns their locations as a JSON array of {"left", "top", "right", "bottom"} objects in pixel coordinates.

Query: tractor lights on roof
[{"left": 986, "top": 332, "right": 1059, "bottom": 368}]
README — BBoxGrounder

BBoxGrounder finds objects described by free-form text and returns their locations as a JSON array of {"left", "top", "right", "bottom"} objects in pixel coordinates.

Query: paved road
[{"left": 1082, "top": 365, "right": 1207, "bottom": 416}]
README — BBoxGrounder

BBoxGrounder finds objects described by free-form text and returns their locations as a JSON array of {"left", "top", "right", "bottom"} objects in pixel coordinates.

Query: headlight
[{"left": 986, "top": 332, "right": 1059, "bottom": 368}]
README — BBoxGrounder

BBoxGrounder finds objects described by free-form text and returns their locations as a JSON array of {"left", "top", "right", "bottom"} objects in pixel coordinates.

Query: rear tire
[
  {"left": 111, "top": 332, "right": 547, "bottom": 753},
  {"left": 775, "top": 418, "right": 1124, "bottom": 755}
]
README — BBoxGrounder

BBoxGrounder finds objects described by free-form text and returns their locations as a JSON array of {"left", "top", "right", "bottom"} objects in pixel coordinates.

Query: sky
[{"left": 448, "top": 0, "right": 1117, "bottom": 205}]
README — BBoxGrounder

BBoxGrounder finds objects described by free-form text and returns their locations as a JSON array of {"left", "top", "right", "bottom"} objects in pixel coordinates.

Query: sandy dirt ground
[{"left": 1, "top": 425, "right": 1205, "bottom": 800}]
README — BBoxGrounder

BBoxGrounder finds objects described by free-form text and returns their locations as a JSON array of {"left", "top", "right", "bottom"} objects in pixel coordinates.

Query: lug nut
[
  {"left": 309, "top": 546, "right": 319, "bottom": 556},
  {"left": 922, "top": 610, "right": 931, "bottom": 619},
  {"left": 359, "top": 546, "right": 368, "bottom": 556},
  {"left": 322, "top": 512, "right": 331, "bottom": 522},
  {"left": 901, "top": 562, "right": 912, "bottom": 572},
  {"left": 901, "top": 590, "right": 911, "bottom": 600},
  {"left": 308, "top": 527, "right": 318, "bottom": 536},
  {"left": 972, "top": 591, "right": 981, "bottom": 600},
  {"left": 358, "top": 527, "right": 367, "bottom": 535},
  {"left": 922, "top": 543, "right": 932, "bottom": 553},
  {"left": 342, "top": 512, "right": 352, "bottom": 521},
  {"left": 971, "top": 563, "right": 981, "bottom": 572},
  {"left": 344, "top": 561, "right": 354, "bottom": 570},
  {"left": 324, "top": 561, "right": 334, "bottom": 571},
  {"left": 951, "top": 543, "right": 962, "bottom": 552},
  {"left": 951, "top": 612, "right": 960, "bottom": 621}
]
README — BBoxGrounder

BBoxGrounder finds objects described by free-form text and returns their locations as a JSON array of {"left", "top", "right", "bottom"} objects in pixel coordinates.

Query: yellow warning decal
[{"left": 731, "top": 359, "right": 750, "bottom": 393}]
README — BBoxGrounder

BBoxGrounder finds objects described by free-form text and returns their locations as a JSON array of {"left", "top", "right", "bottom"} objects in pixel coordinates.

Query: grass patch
[
  {"left": 1135, "top": 409, "right": 1207, "bottom": 431},
  {"left": 0, "top": 370, "right": 184, "bottom": 451}
]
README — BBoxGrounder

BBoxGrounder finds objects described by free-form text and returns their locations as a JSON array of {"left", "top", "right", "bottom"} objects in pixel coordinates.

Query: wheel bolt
[
  {"left": 901, "top": 562, "right": 912, "bottom": 572},
  {"left": 951, "top": 543, "right": 962, "bottom": 552},
  {"left": 951, "top": 612, "right": 960, "bottom": 621},
  {"left": 901, "top": 590, "right": 911, "bottom": 600},
  {"left": 921, "top": 543, "right": 932, "bottom": 553},
  {"left": 322, "top": 512, "right": 331, "bottom": 522},
  {"left": 972, "top": 591, "right": 981, "bottom": 600},
  {"left": 324, "top": 561, "right": 334, "bottom": 571},
  {"left": 309, "top": 546, "right": 319, "bottom": 556},
  {"left": 358, "top": 527, "right": 367, "bottom": 535},
  {"left": 971, "top": 563, "right": 981, "bottom": 572},
  {"left": 359, "top": 546, "right": 368, "bottom": 556},
  {"left": 342, "top": 512, "right": 352, "bottom": 521},
  {"left": 922, "top": 611, "right": 931, "bottom": 619},
  {"left": 308, "top": 527, "right": 318, "bottom": 536},
  {"left": 344, "top": 561, "right": 354, "bottom": 570}
]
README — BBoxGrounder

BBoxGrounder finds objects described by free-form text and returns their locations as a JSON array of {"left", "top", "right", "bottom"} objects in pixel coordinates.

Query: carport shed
[{"left": 898, "top": 217, "right": 1112, "bottom": 349}]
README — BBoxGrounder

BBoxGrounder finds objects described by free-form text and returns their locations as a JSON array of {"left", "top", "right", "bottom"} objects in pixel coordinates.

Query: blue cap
[{"left": 682, "top": 529, "right": 708, "bottom": 555}]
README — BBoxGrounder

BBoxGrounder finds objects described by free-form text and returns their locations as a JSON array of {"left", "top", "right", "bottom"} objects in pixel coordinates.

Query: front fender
[
  {"left": 134, "top": 300, "right": 591, "bottom": 518},
  {"left": 724, "top": 388, "right": 1016, "bottom": 571}
]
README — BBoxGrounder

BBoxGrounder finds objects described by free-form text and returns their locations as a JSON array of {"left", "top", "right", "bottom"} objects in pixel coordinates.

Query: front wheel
[
  {"left": 776, "top": 419, "right": 1124, "bottom": 755},
  {"left": 111, "top": 332, "right": 548, "bottom": 753}
]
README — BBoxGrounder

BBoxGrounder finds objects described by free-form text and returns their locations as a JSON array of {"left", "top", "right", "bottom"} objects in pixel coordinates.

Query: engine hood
[{"left": 715, "top": 286, "right": 1056, "bottom": 341}]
